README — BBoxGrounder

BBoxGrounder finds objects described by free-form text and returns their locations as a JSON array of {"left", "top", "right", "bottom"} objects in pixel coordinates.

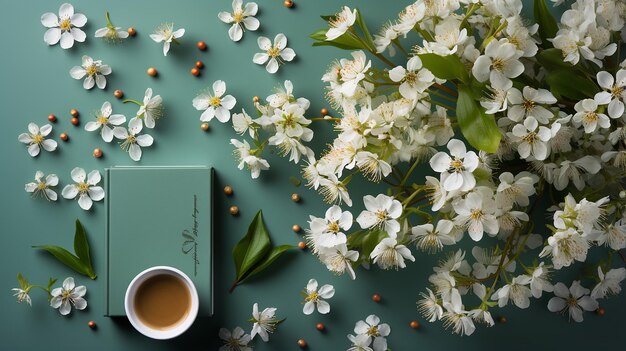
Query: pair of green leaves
[
  {"left": 33, "top": 219, "right": 96, "bottom": 280},
  {"left": 230, "top": 210, "right": 294, "bottom": 293}
]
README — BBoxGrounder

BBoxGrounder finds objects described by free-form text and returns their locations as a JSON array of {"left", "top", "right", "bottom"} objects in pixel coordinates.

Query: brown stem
[
  {"left": 433, "top": 83, "right": 458, "bottom": 97},
  {"left": 229, "top": 279, "right": 239, "bottom": 294}
]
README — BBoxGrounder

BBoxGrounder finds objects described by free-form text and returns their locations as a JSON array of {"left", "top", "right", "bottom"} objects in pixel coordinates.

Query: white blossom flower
[
  {"left": 356, "top": 194, "right": 402, "bottom": 237},
  {"left": 355, "top": 151, "right": 392, "bottom": 182},
  {"left": 553, "top": 194, "right": 609, "bottom": 234},
  {"left": 149, "top": 23, "right": 185, "bottom": 56},
  {"left": 219, "top": 327, "right": 252, "bottom": 351},
  {"left": 193, "top": 80, "right": 237, "bottom": 123},
  {"left": 130, "top": 88, "right": 163, "bottom": 129},
  {"left": 540, "top": 228, "right": 589, "bottom": 269},
  {"left": 453, "top": 190, "right": 499, "bottom": 241},
  {"left": 12, "top": 287, "right": 32, "bottom": 306},
  {"left": 325, "top": 6, "right": 357, "bottom": 40},
  {"left": 250, "top": 303, "right": 279, "bottom": 342},
  {"left": 594, "top": 70, "right": 626, "bottom": 119},
  {"left": 41, "top": 3, "right": 87, "bottom": 49},
  {"left": 61, "top": 168, "right": 105, "bottom": 210},
  {"left": 551, "top": 30, "right": 595, "bottom": 66},
  {"left": 597, "top": 219, "right": 626, "bottom": 250},
  {"left": 319, "top": 174, "right": 352, "bottom": 207},
  {"left": 354, "top": 315, "right": 390, "bottom": 351},
  {"left": 480, "top": 73, "right": 513, "bottom": 114},
  {"left": 25, "top": 171, "right": 58, "bottom": 201},
  {"left": 472, "top": 38, "right": 524, "bottom": 85},
  {"left": 529, "top": 262, "right": 554, "bottom": 298},
  {"left": 572, "top": 98, "right": 610, "bottom": 133},
  {"left": 508, "top": 117, "right": 553, "bottom": 161},
  {"left": 347, "top": 334, "right": 373, "bottom": 351},
  {"left": 552, "top": 156, "right": 601, "bottom": 191},
  {"left": 232, "top": 109, "right": 255, "bottom": 137},
  {"left": 69, "top": 55, "right": 111, "bottom": 90},
  {"left": 548, "top": 281, "right": 598, "bottom": 322},
  {"left": 411, "top": 220, "right": 456, "bottom": 253},
  {"left": 417, "top": 288, "right": 444, "bottom": 322},
  {"left": 18, "top": 123, "right": 57, "bottom": 157},
  {"left": 423, "top": 16, "right": 468, "bottom": 55},
  {"left": 231, "top": 139, "right": 269, "bottom": 179},
  {"left": 308, "top": 205, "right": 353, "bottom": 248},
  {"left": 430, "top": 139, "right": 479, "bottom": 192},
  {"left": 334, "top": 51, "right": 372, "bottom": 97},
  {"left": 496, "top": 171, "right": 537, "bottom": 208},
  {"left": 94, "top": 12, "right": 129, "bottom": 42},
  {"left": 591, "top": 267, "right": 626, "bottom": 299},
  {"left": 491, "top": 275, "right": 532, "bottom": 308},
  {"left": 370, "top": 238, "right": 415, "bottom": 270},
  {"left": 388, "top": 56, "right": 434, "bottom": 100},
  {"left": 113, "top": 119, "right": 153, "bottom": 162},
  {"left": 218, "top": 0, "right": 259, "bottom": 42},
  {"left": 84, "top": 101, "right": 126, "bottom": 142},
  {"left": 441, "top": 289, "right": 475, "bottom": 336},
  {"left": 469, "top": 284, "right": 495, "bottom": 326},
  {"left": 253, "top": 34, "right": 296, "bottom": 74},
  {"left": 507, "top": 86, "right": 557, "bottom": 123},
  {"left": 318, "top": 244, "right": 359, "bottom": 280},
  {"left": 50, "top": 277, "right": 87, "bottom": 316},
  {"left": 302, "top": 279, "right": 335, "bottom": 315},
  {"left": 395, "top": 1, "right": 426, "bottom": 34}
]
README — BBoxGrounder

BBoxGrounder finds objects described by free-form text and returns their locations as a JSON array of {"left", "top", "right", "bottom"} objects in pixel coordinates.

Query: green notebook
[{"left": 104, "top": 166, "right": 213, "bottom": 317}]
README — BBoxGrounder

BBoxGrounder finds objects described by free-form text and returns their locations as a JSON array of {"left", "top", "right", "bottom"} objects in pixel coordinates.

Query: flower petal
[
  {"left": 78, "top": 194, "right": 93, "bottom": 210},
  {"left": 88, "top": 186, "right": 105, "bottom": 201},
  {"left": 229, "top": 23, "right": 243, "bottom": 42},
  {"left": 44, "top": 28, "right": 62, "bottom": 45},
  {"left": 41, "top": 12, "right": 59, "bottom": 27},
  {"left": 62, "top": 185, "right": 78, "bottom": 199},
  {"left": 70, "top": 13, "right": 87, "bottom": 27}
]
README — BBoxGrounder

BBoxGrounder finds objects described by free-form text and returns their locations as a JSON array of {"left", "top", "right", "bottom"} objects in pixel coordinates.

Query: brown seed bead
[
  {"left": 292, "top": 224, "right": 301, "bottom": 233},
  {"left": 60, "top": 132, "right": 69, "bottom": 141},
  {"left": 597, "top": 307, "right": 605, "bottom": 316},
  {"left": 197, "top": 41, "right": 207, "bottom": 51},
  {"left": 147, "top": 67, "right": 158, "bottom": 77},
  {"left": 316, "top": 323, "right": 325, "bottom": 331},
  {"left": 191, "top": 67, "right": 201, "bottom": 77},
  {"left": 223, "top": 185, "right": 233, "bottom": 196},
  {"left": 201, "top": 122, "right": 210, "bottom": 131},
  {"left": 410, "top": 320, "right": 420, "bottom": 329},
  {"left": 291, "top": 193, "right": 301, "bottom": 202},
  {"left": 252, "top": 96, "right": 260, "bottom": 103},
  {"left": 298, "top": 241, "right": 306, "bottom": 250},
  {"left": 195, "top": 60, "right": 204, "bottom": 69},
  {"left": 284, "top": 0, "right": 294, "bottom": 8},
  {"left": 88, "top": 321, "right": 96, "bottom": 329},
  {"left": 47, "top": 114, "right": 57, "bottom": 122},
  {"left": 93, "top": 148, "right": 103, "bottom": 158},
  {"left": 127, "top": 27, "right": 136, "bottom": 36},
  {"left": 498, "top": 316, "right": 508, "bottom": 324},
  {"left": 71, "top": 117, "right": 80, "bottom": 126},
  {"left": 320, "top": 108, "right": 329, "bottom": 116},
  {"left": 229, "top": 206, "right": 239, "bottom": 216},
  {"left": 297, "top": 339, "right": 307, "bottom": 348},
  {"left": 70, "top": 108, "right": 79, "bottom": 117},
  {"left": 372, "top": 293, "right": 381, "bottom": 303},
  {"left": 114, "top": 89, "right": 124, "bottom": 99}
]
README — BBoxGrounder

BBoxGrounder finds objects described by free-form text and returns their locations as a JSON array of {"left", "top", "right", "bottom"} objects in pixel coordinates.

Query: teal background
[{"left": 1, "top": 0, "right": 624, "bottom": 350}]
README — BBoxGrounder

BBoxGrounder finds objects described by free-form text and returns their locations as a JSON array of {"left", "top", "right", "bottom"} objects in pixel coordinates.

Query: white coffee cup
[{"left": 125, "top": 266, "right": 199, "bottom": 339}]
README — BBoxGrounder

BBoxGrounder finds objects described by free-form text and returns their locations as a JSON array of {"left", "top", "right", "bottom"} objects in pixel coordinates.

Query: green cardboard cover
[{"left": 104, "top": 166, "right": 213, "bottom": 317}]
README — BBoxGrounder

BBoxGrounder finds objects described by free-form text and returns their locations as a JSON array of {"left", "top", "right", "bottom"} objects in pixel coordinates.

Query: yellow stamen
[
  {"left": 59, "top": 18, "right": 71, "bottom": 31},
  {"left": 209, "top": 96, "right": 222, "bottom": 107},
  {"left": 267, "top": 47, "right": 281, "bottom": 58}
]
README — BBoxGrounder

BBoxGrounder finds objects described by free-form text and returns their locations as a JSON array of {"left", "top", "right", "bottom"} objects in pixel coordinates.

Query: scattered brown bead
[
  {"left": 197, "top": 41, "right": 207, "bottom": 51},
  {"left": 47, "top": 114, "right": 57, "bottom": 122},
  {"left": 223, "top": 185, "right": 233, "bottom": 196},
  {"left": 60, "top": 132, "right": 69, "bottom": 141},
  {"left": 292, "top": 224, "right": 301, "bottom": 233},
  {"left": 93, "top": 148, "right": 103, "bottom": 158},
  {"left": 252, "top": 96, "right": 260, "bottom": 103},
  {"left": 291, "top": 193, "right": 301, "bottom": 202},
  {"left": 195, "top": 60, "right": 204, "bottom": 69},
  {"left": 498, "top": 316, "right": 508, "bottom": 324},
  {"left": 88, "top": 320, "right": 96, "bottom": 329},
  {"left": 410, "top": 320, "right": 420, "bottom": 329},
  {"left": 316, "top": 323, "right": 325, "bottom": 332},
  {"left": 114, "top": 89, "right": 124, "bottom": 99},
  {"left": 596, "top": 307, "right": 605, "bottom": 316},
  {"left": 70, "top": 108, "right": 79, "bottom": 117},
  {"left": 191, "top": 67, "right": 201, "bottom": 77},
  {"left": 298, "top": 241, "right": 306, "bottom": 250},
  {"left": 201, "top": 122, "right": 209, "bottom": 131},
  {"left": 71, "top": 117, "right": 80, "bottom": 126},
  {"left": 147, "top": 67, "right": 158, "bottom": 77},
  {"left": 229, "top": 206, "right": 239, "bottom": 216},
  {"left": 127, "top": 27, "right": 136, "bottom": 36},
  {"left": 297, "top": 339, "right": 307, "bottom": 348},
  {"left": 284, "top": 0, "right": 295, "bottom": 8},
  {"left": 320, "top": 108, "right": 329, "bottom": 116},
  {"left": 372, "top": 293, "right": 381, "bottom": 303}
]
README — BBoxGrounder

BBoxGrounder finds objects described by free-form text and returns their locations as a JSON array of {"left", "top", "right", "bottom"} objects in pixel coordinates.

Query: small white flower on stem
[
  {"left": 507, "top": 86, "right": 557, "bottom": 123},
  {"left": 41, "top": 3, "right": 87, "bottom": 49},
  {"left": 232, "top": 109, "right": 255, "bottom": 137},
  {"left": 548, "top": 281, "right": 598, "bottom": 322},
  {"left": 302, "top": 279, "right": 335, "bottom": 315},
  {"left": 370, "top": 238, "right": 415, "bottom": 270},
  {"left": 218, "top": 326, "right": 252, "bottom": 351},
  {"left": 25, "top": 171, "right": 58, "bottom": 201},
  {"left": 318, "top": 244, "right": 359, "bottom": 280},
  {"left": 429, "top": 139, "right": 479, "bottom": 192},
  {"left": 325, "top": 6, "right": 357, "bottom": 40},
  {"left": 411, "top": 220, "right": 456, "bottom": 253},
  {"left": 250, "top": 303, "right": 280, "bottom": 342},
  {"left": 94, "top": 11, "right": 129, "bottom": 42},
  {"left": 356, "top": 194, "right": 402, "bottom": 237},
  {"left": 319, "top": 174, "right": 352, "bottom": 207},
  {"left": 150, "top": 23, "right": 185, "bottom": 56},
  {"left": 230, "top": 139, "right": 269, "bottom": 179},
  {"left": 308, "top": 205, "right": 353, "bottom": 248},
  {"left": 113, "top": 119, "right": 154, "bottom": 162},
  {"left": 50, "top": 277, "right": 87, "bottom": 316},
  {"left": 508, "top": 116, "right": 553, "bottom": 161},
  {"left": 18, "top": 123, "right": 57, "bottom": 157},
  {"left": 594, "top": 70, "right": 626, "bottom": 119},
  {"left": 539, "top": 228, "right": 589, "bottom": 269},
  {"left": 353, "top": 315, "right": 391, "bottom": 351},
  {"left": 193, "top": 80, "right": 237, "bottom": 123},
  {"left": 472, "top": 38, "right": 524, "bottom": 86},
  {"left": 84, "top": 101, "right": 126, "bottom": 142},
  {"left": 596, "top": 219, "right": 626, "bottom": 250},
  {"left": 491, "top": 275, "right": 532, "bottom": 308},
  {"left": 417, "top": 288, "right": 444, "bottom": 322},
  {"left": 69, "top": 55, "right": 112, "bottom": 90},
  {"left": 591, "top": 267, "right": 626, "bottom": 299},
  {"left": 388, "top": 56, "right": 434, "bottom": 100},
  {"left": 61, "top": 168, "right": 105, "bottom": 210},
  {"left": 253, "top": 34, "right": 296, "bottom": 74},
  {"left": 347, "top": 334, "right": 373, "bottom": 351},
  {"left": 218, "top": 0, "right": 259, "bottom": 42},
  {"left": 572, "top": 98, "right": 610, "bottom": 133},
  {"left": 355, "top": 151, "right": 392, "bottom": 182},
  {"left": 453, "top": 189, "right": 499, "bottom": 241},
  {"left": 529, "top": 262, "right": 554, "bottom": 298},
  {"left": 129, "top": 88, "right": 164, "bottom": 129},
  {"left": 441, "top": 289, "right": 475, "bottom": 336}
]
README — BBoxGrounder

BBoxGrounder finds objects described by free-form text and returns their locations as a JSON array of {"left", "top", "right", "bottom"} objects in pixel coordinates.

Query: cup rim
[{"left": 124, "top": 266, "right": 199, "bottom": 340}]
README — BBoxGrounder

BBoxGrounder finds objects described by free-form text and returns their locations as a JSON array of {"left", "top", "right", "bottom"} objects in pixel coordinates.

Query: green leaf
[
  {"left": 309, "top": 29, "right": 365, "bottom": 50},
  {"left": 239, "top": 245, "right": 294, "bottom": 284},
  {"left": 289, "top": 176, "right": 302, "bottom": 187},
  {"left": 418, "top": 53, "right": 469, "bottom": 82},
  {"left": 232, "top": 210, "right": 272, "bottom": 281},
  {"left": 32, "top": 245, "right": 96, "bottom": 279},
  {"left": 16, "top": 273, "right": 29, "bottom": 290},
  {"left": 73, "top": 220, "right": 94, "bottom": 275},
  {"left": 534, "top": 0, "right": 558, "bottom": 46},
  {"left": 355, "top": 8, "right": 375, "bottom": 51},
  {"left": 360, "top": 229, "right": 389, "bottom": 261},
  {"left": 545, "top": 70, "right": 599, "bottom": 100},
  {"left": 456, "top": 84, "right": 501, "bottom": 153},
  {"left": 536, "top": 48, "right": 571, "bottom": 70}
]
